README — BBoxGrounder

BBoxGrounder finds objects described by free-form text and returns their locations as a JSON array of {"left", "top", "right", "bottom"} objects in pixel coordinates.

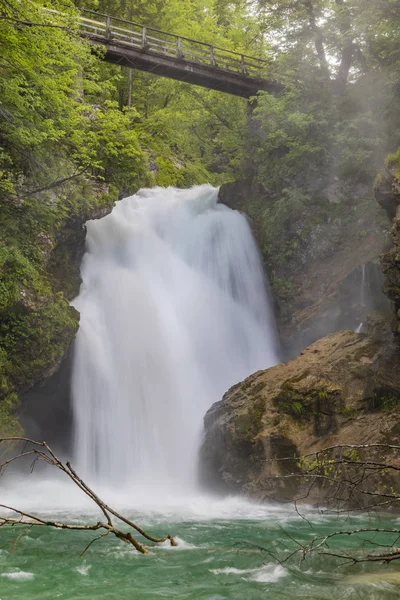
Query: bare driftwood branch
[
  {"left": 259, "top": 442, "right": 400, "bottom": 565},
  {"left": 0, "top": 437, "right": 177, "bottom": 555}
]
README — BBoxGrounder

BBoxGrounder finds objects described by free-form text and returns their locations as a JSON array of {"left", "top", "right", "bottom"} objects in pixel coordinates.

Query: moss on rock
[{"left": 0, "top": 392, "right": 23, "bottom": 437}]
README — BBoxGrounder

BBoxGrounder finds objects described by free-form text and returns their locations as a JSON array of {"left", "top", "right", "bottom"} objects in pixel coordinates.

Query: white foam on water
[
  {"left": 1, "top": 570, "right": 35, "bottom": 581},
  {"left": 211, "top": 564, "right": 287, "bottom": 583},
  {"left": 251, "top": 564, "right": 287, "bottom": 583},
  {"left": 0, "top": 474, "right": 309, "bottom": 526},
  {"left": 76, "top": 563, "right": 91, "bottom": 576},
  {"left": 157, "top": 536, "right": 201, "bottom": 550},
  {"left": 0, "top": 472, "right": 316, "bottom": 532}
]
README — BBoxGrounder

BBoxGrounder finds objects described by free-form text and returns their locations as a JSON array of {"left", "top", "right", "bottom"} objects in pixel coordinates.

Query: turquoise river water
[{"left": 1, "top": 479, "right": 400, "bottom": 600}]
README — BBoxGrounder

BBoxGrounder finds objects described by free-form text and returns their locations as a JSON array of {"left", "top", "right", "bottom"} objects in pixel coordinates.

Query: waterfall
[
  {"left": 72, "top": 185, "right": 278, "bottom": 493},
  {"left": 360, "top": 263, "right": 366, "bottom": 309},
  {"left": 355, "top": 264, "right": 367, "bottom": 332},
  {"left": 354, "top": 262, "right": 389, "bottom": 333}
]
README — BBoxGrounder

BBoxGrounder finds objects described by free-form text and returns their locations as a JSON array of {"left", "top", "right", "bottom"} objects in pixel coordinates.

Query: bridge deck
[{"left": 78, "top": 12, "right": 281, "bottom": 98}]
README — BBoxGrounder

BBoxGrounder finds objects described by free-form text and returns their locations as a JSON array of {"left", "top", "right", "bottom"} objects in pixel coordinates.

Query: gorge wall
[
  {"left": 201, "top": 150, "right": 400, "bottom": 505},
  {"left": 219, "top": 177, "right": 391, "bottom": 358},
  {"left": 0, "top": 181, "right": 117, "bottom": 440}
]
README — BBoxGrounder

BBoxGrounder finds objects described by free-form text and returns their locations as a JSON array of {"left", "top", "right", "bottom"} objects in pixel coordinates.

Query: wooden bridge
[{"left": 78, "top": 11, "right": 281, "bottom": 98}]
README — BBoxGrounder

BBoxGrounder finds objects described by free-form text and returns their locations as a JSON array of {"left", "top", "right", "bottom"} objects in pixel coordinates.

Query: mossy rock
[
  {"left": 235, "top": 397, "right": 265, "bottom": 442},
  {"left": 0, "top": 392, "right": 23, "bottom": 437}
]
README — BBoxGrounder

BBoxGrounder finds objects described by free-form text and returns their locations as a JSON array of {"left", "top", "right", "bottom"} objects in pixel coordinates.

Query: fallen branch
[{"left": 0, "top": 437, "right": 177, "bottom": 555}]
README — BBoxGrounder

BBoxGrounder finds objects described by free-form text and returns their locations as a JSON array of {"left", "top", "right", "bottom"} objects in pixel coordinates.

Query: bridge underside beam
[{"left": 89, "top": 38, "right": 281, "bottom": 98}]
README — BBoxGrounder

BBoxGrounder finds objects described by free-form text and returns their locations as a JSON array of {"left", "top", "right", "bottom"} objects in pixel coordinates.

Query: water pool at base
[{"left": 1, "top": 487, "right": 400, "bottom": 600}]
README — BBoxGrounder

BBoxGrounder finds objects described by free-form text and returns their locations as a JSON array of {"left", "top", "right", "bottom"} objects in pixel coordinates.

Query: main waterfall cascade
[{"left": 72, "top": 185, "right": 279, "bottom": 492}]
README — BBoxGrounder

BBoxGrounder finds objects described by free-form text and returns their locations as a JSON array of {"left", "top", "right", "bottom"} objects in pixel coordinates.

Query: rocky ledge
[{"left": 200, "top": 329, "right": 400, "bottom": 507}]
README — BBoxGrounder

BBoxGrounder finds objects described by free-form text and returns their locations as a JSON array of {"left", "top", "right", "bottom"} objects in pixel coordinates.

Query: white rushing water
[{"left": 72, "top": 185, "right": 278, "bottom": 493}]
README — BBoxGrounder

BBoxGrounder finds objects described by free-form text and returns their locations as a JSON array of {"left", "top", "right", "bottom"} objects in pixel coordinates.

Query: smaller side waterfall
[
  {"left": 355, "top": 264, "right": 367, "bottom": 332},
  {"left": 354, "top": 262, "right": 389, "bottom": 333},
  {"left": 360, "top": 263, "right": 366, "bottom": 309},
  {"left": 72, "top": 185, "right": 278, "bottom": 493}
]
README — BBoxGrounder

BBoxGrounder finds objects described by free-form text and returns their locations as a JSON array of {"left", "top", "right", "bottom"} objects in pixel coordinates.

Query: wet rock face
[
  {"left": 48, "top": 204, "right": 114, "bottom": 301},
  {"left": 20, "top": 349, "right": 74, "bottom": 454},
  {"left": 218, "top": 180, "right": 390, "bottom": 359},
  {"left": 375, "top": 158, "right": 400, "bottom": 339},
  {"left": 200, "top": 330, "right": 400, "bottom": 504},
  {"left": 375, "top": 163, "right": 400, "bottom": 221},
  {"left": 381, "top": 218, "right": 400, "bottom": 337},
  {"left": 16, "top": 202, "right": 115, "bottom": 448}
]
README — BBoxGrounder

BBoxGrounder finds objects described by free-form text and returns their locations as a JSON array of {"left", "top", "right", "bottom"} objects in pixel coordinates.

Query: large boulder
[{"left": 200, "top": 330, "right": 400, "bottom": 506}]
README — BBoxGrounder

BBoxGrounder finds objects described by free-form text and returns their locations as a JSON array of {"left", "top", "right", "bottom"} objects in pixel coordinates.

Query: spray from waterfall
[{"left": 72, "top": 185, "right": 278, "bottom": 493}]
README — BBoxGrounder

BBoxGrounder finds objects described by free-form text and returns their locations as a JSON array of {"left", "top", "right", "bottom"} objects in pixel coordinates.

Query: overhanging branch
[{"left": 0, "top": 437, "right": 177, "bottom": 555}]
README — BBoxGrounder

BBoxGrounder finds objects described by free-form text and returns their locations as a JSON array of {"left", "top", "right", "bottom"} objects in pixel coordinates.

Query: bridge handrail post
[
  {"left": 142, "top": 26, "right": 147, "bottom": 48},
  {"left": 210, "top": 45, "right": 215, "bottom": 66},
  {"left": 106, "top": 15, "right": 111, "bottom": 40},
  {"left": 241, "top": 54, "right": 245, "bottom": 74},
  {"left": 177, "top": 36, "right": 182, "bottom": 58}
]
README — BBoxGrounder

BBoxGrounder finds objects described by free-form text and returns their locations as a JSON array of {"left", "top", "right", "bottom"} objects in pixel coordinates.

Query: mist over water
[{"left": 72, "top": 185, "right": 278, "bottom": 494}]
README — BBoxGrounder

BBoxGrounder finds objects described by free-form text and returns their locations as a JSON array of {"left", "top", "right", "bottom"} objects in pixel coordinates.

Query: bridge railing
[{"left": 78, "top": 10, "right": 269, "bottom": 78}]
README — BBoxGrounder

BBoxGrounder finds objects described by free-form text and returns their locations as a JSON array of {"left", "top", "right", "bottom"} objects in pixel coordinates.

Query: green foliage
[
  {"left": 341, "top": 405, "right": 358, "bottom": 418},
  {"left": 370, "top": 387, "right": 400, "bottom": 411},
  {"left": 0, "top": 2, "right": 150, "bottom": 201},
  {"left": 1, "top": 1, "right": 85, "bottom": 199},
  {"left": 252, "top": 91, "right": 328, "bottom": 192},
  {"left": 1, "top": 288, "right": 79, "bottom": 386},
  {"left": 252, "top": 79, "right": 397, "bottom": 195},
  {"left": 274, "top": 388, "right": 313, "bottom": 421},
  {"left": 298, "top": 448, "right": 360, "bottom": 487},
  {"left": 247, "top": 0, "right": 400, "bottom": 197},
  {"left": 385, "top": 148, "right": 400, "bottom": 177},
  {"left": 259, "top": 188, "right": 310, "bottom": 258},
  {"left": 154, "top": 156, "right": 181, "bottom": 187},
  {"left": 274, "top": 386, "right": 339, "bottom": 426},
  {"left": 0, "top": 392, "right": 23, "bottom": 437}
]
